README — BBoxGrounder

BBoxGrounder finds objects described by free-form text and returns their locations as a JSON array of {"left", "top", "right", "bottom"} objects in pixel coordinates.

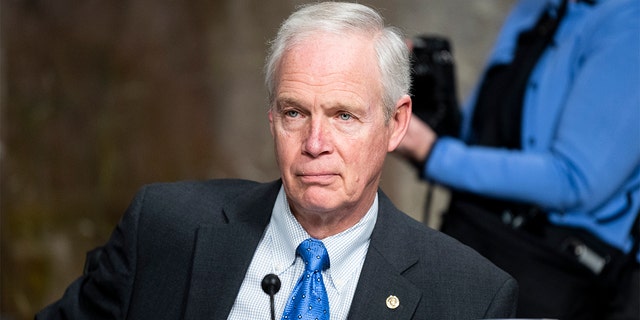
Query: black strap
[
  {"left": 629, "top": 210, "right": 640, "bottom": 259},
  {"left": 470, "top": 0, "right": 568, "bottom": 148}
]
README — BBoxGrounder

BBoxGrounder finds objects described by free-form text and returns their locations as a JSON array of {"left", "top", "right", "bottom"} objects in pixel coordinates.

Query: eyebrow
[
  {"left": 276, "top": 96, "right": 360, "bottom": 114},
  {"left": 275, "top": 97, "right": 305, "bottom": 110}
]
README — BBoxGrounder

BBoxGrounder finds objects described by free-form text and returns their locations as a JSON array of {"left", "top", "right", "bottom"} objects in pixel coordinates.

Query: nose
[{"left": 302, "top": 117, "right": 333, "bottom": 158}]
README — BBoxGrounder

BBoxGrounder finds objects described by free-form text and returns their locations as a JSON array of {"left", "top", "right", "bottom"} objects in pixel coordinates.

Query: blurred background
[{"left": 1, "top": 0, "right": 513, "bottom": 318}]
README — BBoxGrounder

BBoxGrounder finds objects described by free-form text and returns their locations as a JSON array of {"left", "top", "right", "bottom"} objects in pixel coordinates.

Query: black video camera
[{"left": 410, "top": 35, "right": 461, "bottom": 137}]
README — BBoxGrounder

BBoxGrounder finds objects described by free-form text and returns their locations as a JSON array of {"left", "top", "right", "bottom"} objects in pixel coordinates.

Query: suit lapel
[
  {"left": 347, "top": 191, "right": 423, "bottom": 320},
  {"left": 182, "top": 183, "right": 423, "bottom": 319},
  {"left": 183, "top": 180, "right": 281, "bottom": 320}
]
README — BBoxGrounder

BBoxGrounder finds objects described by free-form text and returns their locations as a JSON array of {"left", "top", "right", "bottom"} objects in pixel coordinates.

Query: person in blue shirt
[{"left": 396, "top": 0, "right": 639, "bottom": 319}]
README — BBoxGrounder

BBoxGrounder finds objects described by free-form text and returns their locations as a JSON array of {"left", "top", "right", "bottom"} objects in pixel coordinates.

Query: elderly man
[{"left": 36, "top": 2, "right": 518, "bottom": 319}]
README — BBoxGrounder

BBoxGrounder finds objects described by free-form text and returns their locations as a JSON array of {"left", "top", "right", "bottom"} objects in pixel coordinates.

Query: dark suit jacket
[{"left": 36, "top": 179, "right": 518, "bottom": 319}]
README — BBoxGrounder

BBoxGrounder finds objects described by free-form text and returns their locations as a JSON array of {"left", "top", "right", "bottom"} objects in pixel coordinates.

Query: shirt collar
[{"left": 269, "top": 185, "right": 378, "bottom": 292}]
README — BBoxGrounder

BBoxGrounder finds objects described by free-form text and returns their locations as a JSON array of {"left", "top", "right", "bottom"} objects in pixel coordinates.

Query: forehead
[{"left": 277, "top": 32, "right": 382, "bottom": 104}]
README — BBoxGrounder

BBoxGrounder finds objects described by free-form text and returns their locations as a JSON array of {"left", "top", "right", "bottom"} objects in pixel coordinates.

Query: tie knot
[{"left": 297, "top": 238, "right": 330, "bottom": 272}]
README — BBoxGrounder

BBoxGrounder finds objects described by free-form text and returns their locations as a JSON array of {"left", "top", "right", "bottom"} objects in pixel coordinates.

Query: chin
[{"left": 295, "top": 189, "right": 344, "bottom": 213}]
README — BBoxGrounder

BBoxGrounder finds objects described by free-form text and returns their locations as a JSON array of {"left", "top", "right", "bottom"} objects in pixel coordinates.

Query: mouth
[{"left": 297, "top": 172, "right": 339, "bottom": 184}]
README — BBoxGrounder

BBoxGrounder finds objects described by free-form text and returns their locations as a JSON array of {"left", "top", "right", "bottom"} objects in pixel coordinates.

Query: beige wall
[{"left": 1, "top": 1, "right": 512, "bottom": 318}]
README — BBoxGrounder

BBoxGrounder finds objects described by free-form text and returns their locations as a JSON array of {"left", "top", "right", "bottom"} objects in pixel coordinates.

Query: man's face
[{"left": 269, "top": 32, "right": 404, "bottom": 219}]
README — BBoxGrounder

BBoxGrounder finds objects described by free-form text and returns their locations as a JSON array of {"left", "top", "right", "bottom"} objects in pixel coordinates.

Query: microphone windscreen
[{"left": 261, "top": 273, "right": 281, "bottom": 295}]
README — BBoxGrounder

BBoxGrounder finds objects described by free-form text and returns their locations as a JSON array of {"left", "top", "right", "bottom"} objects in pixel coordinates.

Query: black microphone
[{"left": 261, "top": 273, "right": 281, "bottom": 320}]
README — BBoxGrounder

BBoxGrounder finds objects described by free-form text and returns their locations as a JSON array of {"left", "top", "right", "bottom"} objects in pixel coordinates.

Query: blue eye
[
  {"left": 339, "top": 113, "right": 352, "bottom": 120},
  {"left": 286, "top": 110, "right": 299, "bottom": 118}
]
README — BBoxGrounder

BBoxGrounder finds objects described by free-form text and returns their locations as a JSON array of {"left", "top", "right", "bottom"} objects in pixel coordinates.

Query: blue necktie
[{"left": 281, "top": 238, "right": 330, "bottom": 320}]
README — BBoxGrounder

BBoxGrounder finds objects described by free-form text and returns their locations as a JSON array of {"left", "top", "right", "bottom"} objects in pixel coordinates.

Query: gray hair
[{"left": 264, "top": 2, "right": 411, "bottom": 122}]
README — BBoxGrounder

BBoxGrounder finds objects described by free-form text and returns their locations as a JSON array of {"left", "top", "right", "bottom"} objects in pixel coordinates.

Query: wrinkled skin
[{"left": 269, "top": 32, "right": 411, "bottom": 239}]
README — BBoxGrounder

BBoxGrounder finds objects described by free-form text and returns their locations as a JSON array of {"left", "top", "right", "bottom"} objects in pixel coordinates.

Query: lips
[{"left": 297, "top": 172, "right": 338, "bottom": 184}]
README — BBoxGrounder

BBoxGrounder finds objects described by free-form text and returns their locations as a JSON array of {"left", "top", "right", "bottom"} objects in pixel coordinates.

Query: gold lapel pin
[{"left": 386, "top": 295, "right": 399, "bottom": 309}]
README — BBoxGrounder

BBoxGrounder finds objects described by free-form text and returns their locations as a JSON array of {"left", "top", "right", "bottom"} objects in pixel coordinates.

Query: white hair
[{"left": 264, "top": 2, "right": 411, "bottom": 122}]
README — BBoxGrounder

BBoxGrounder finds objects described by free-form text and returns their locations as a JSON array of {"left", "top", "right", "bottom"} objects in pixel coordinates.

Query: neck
[{"left": 291, "top": 193, "right": 376, "bottom": 239}]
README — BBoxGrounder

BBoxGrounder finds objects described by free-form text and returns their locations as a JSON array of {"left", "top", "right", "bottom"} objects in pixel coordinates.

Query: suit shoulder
[
  {"left": 396, "top": 219, "right": 517, "bottom": 311},
  {"left": 139, "top": 178, "right": 261, "bottom": 203},
  {"left": 144, "top": 178, "right": 261, "bottom": 193},
  {"left": 128, "top": 179, "right": 275, "bottom": 224},
  {"left": 377, "top": 201, "right": 514, "bottom": 288}
]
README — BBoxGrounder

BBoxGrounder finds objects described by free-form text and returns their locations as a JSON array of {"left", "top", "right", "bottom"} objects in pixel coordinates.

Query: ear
[{"left": 387, "top": 95, "right": 412, "bottom": 152}]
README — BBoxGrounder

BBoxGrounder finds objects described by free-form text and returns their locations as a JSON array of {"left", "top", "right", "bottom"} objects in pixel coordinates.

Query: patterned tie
[{"left": 281, "top": 238, "right": 330, "bottom": 320}]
